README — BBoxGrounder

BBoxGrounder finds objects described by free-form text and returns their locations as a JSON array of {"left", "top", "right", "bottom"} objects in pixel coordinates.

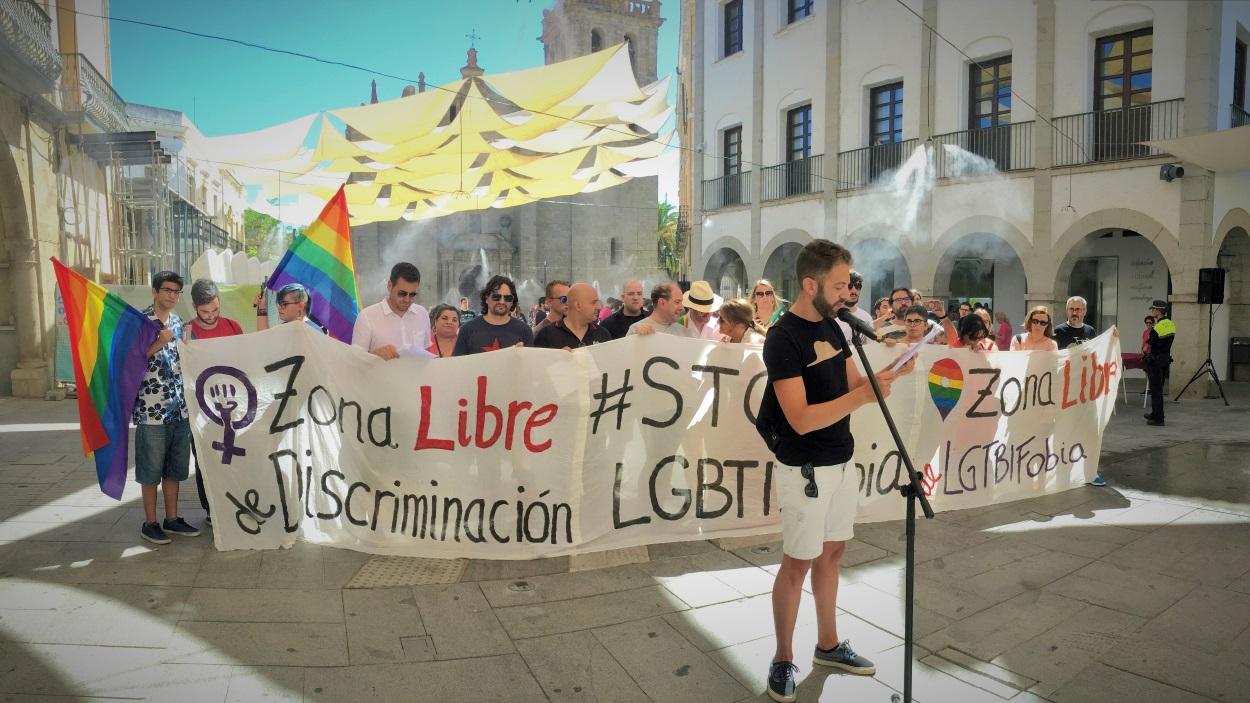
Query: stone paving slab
[
  {"left": 591, "top": 616, "right": 751, "bottom": 703},
  {"left": 342, "top": 587, "right": 428, "bottom": 665},
  {"left": 302, "top": 654, "right": 548, "bottom": 702},
  {"left": 514, "top": 630, "right": 651, "bottom": 702}
]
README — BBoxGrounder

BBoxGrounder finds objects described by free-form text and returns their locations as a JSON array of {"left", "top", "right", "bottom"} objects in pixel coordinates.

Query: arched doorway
[
  {"left": 850, "top": 238, "right": 911, "bottom": 311},
  {"left": 763, "top": 242, "right": 804, "bottom": 304},
  {"left": 703, "top": 247, "right": 747, "bottom": 300},
  {"left": 935, "top": 232, "right": 1027, "bottom": 326},
  {"left": 1054, "top": 228, "right": 1171, "bottom": 335}
]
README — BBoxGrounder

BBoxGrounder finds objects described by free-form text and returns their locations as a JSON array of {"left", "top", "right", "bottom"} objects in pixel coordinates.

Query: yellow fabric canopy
[{"left": 208, "top": 44, "right": 672, "bottom": 225}]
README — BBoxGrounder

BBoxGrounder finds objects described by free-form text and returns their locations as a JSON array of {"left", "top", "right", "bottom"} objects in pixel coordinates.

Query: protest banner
[{"left": 180, "top": 323, "right": 1121, "bottom": 558}]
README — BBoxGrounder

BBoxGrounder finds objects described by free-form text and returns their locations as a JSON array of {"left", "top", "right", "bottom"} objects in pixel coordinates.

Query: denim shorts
[{"left": 134, "top": 420, "right": 191, "bottom": 486}]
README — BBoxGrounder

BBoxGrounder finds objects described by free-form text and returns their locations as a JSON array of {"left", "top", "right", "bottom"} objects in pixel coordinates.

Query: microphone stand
[{"left": 848, "top": 327, "right": 934, "bottom": 703}]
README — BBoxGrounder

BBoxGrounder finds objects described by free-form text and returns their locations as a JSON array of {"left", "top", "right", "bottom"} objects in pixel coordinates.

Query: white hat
[{"left": 683, "top": 280, "right": 724, "bottom": 313}]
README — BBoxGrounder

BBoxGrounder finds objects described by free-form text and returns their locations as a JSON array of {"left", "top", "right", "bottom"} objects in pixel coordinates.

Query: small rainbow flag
[
  {"left": 51, "top": 258, "right": 160, "bottom": 499},
  {"left": 266, "top": 185, "right": 359, "bottom": 341}
]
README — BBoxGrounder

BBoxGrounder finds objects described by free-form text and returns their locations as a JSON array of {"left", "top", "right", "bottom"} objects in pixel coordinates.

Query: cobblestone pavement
[{"left": 1, "top": 381, "right": 1248, "bottom": 702}]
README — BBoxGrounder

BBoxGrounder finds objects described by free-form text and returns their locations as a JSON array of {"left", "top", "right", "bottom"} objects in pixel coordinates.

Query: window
[
  {"left": 1235, "top": 39, "right": 1247, "bottom": 109},
  {"left": 786, "top": 105, "right": 812, "bottom": 161},
  {"left": 870, "top": 82, "right": 904, "bottom": 145},
  {"left": 969, "top": 56, "right": 1012, "bottom": 129},
  {"left": 787, "top": 0, "right": 813, "bottom": 24},
  {"left": 722, "top": 126, "right": 744, "bottom": 205},
  {"left": 968, "top": 55, "right": 1012, "bottom": 168},
  {"left": 724, "top": 0, "right": 743, "bottom": 57},
  {"left": 1096, "top": 28, "right": 1152, "bottom": 110},
  {"left": 591, "top": 29, "right": 603, "bottom": 53},
  {"left": 723, "top": 126, "right": 742, "bottom": 176},
  {"left": 1094, "top": 28, "right": 1152, "bottom": 160}
]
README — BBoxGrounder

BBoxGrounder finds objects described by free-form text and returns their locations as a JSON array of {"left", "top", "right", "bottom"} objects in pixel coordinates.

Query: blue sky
[{"left": 109, "top": 1, "right": 680, "bottom": 200}]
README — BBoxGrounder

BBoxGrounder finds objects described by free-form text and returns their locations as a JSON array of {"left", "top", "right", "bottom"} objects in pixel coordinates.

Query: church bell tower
[{"left": 539, "top": 0, "right": 664, "bottom": 84}]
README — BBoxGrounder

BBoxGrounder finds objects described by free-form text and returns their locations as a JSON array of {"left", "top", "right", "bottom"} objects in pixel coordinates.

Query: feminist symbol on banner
[
  {"left": 195, "top": 366, "right": 258, "bottom": 464},
  {"left": 927, "top": 358, "right": 963, "bottom": 420}
]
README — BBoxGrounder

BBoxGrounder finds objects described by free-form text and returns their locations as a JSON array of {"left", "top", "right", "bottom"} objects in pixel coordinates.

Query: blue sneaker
[
  {"left": 813, "top": 640, "right": 876, "bottom": 675},
  {"left": 162, "top": 516, "right": 200, "bottom": 537},
  {"left": 766, "top": 660, "right": 798, "bottom": 702},
  {"left": 1088, "top": 475, "right": 1107, "bottom": 487},
  {"left": 140, "top": 521, "right": 170, "bottom": 545}
]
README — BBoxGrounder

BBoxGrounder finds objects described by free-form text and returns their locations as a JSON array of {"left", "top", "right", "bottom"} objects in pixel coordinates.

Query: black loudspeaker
[{"left": 1198, "top": 267, "right": 1226, "bottom": 305}]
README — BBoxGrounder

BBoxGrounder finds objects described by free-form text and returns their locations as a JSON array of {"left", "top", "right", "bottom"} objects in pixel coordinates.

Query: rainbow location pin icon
[{"left": 927, "top": 358, "right": 964, "bottom": 420}]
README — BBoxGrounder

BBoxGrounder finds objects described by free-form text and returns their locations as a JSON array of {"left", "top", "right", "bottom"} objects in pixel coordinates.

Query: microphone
[{"left": 836, "top": 308, "right": 879, "bottom": 341}]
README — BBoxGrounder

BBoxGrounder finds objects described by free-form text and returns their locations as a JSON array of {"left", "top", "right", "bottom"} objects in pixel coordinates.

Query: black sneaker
[
  {"left": 1146, "top": 418, "right": 1165, "bottom": 426},
  {"left": 766, "top": 660, "right": 798, "bottom": 702},
  {"left": 813, "top": 640, "right": 876, "bottom": 675},
  {"left": 162, "top": 516, "right": 201, "bottom": 537},
  {"left": 140, "top": 521, "right": 170, "bottom": 545}
]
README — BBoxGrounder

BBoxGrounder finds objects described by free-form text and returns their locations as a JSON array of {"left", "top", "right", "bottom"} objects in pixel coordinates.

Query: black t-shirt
[
  {"left": 533, "top": 320, "right": 612, "bottom": 349},
  {"left": 1052, "top": 322, "right": 1097, "bottom": 350},
  {"left": 757, "top": 312, "right": 854, "bottom": 467},
  {"left": 601, "top": 309, "right": 648, "bottom": 340},
  {"left": 453, "top": 316, "right": 534, "bottom": 355}
]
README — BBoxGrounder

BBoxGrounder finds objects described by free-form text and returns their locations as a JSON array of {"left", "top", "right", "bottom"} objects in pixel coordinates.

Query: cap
[{"left": 1149, "top": 299, "right": 1168, "bottom": 310}]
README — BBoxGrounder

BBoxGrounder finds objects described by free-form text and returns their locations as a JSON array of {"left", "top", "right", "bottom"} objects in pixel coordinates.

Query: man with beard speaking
[{"left": 754, "top": 239, "right": 914, "bottom": 702}]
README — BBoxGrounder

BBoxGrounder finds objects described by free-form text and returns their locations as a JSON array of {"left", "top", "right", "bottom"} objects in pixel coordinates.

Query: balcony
[
  {"left": 1233, "top": 104, "right": 1249, "bottom": 129},
  {"left": 0, "top": 0, "right": 62, "bottom": 93},
  {"left": 702, "top": 171, "right": 751, "bottom": 210},
  {"left": 762, "top": 154, "right": 824, "bottom": 201},
  {"left": 1051, "top": 98, "right": 1183, "bottom": 167},
  {"left": 835, "top": 139, "right": 919, "bottom": 191},
  {"left": 931, "top": 121, "right": 1034, "bottom": 177},
  {"left": 60, "top": 52, "right": 129, "bottom": 133}
]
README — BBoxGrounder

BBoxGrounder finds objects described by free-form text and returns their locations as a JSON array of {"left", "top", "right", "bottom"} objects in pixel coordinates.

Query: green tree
[{"left": 657, "top": 200, "right": 681, "bottom": 277}]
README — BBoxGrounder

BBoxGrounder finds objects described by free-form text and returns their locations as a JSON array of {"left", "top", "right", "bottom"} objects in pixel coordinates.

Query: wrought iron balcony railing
[
  {"left": 762, "top": 154, "right": 824, "bottom": 201},
  {"left": 702, "top": 171, "right": 751, "bottom": 210},
  {"left": 1233, "top": 104, "right": 1249, "bottom": 129},
  {"left": 930, "top": 121, "right": 1034, "bottom": 177},
  {"left": 60, "top": 52, "right": 129, "bottom": 133},
  {"left": 0, "top": 0, "right": 62, "bottom": 90},
  {"left": 1051, "top": 98, "right": 1182, "bottom": 167},
  {"left": 835, "top": 139, "right": 919, "bottom": 191}
]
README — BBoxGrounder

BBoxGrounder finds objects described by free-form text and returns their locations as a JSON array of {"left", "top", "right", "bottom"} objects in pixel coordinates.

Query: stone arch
[
  {"left": 1051, "top": 209, "right": 1175, "bottom": 335},
  {"left": 1214, "top": 223, "right": 1250, "bottom": 378},
  {"left": 1050, "top": 208, "right": 1178, "bottom": 299},
  {"left": 931, "top": 216, "right": 1031, "bottom": 327},
  {"left": 702, "top": 239, "right": 750, "bottom": 300},
  {"left": 760, "top": 229, "right": 814, "bottom": 304},
  {"left": 843, "top": 223, "right": 914, "bottom": 308},
  {"left": 1086, "top": 3, "right": 1154, "bottom": 36},
  {"left": 1212, "top": 207, "right": 1250, "bottom": 265},
  {"left": 963, "top": 36, "right": 1012, "bottom": 59}
]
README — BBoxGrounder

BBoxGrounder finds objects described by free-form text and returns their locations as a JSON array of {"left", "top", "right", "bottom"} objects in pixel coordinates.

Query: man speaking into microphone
[{"left": 755, "top": 239, "right": 914, "bottom": 702}]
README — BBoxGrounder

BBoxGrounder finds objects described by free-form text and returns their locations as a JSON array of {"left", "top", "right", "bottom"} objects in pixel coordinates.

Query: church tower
[{"left": 540, "top": 0, "right": 664, "bottom": 84}]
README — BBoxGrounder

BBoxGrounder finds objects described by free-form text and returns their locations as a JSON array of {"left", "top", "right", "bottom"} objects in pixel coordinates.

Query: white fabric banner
[{"left": 180, "top": 323, "right": 1122, "bottom": 558}]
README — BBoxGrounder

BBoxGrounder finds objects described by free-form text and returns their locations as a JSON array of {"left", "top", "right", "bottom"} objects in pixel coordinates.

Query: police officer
[{"left": 1144, "top": 299, "right": 1175, "bottom": 426}]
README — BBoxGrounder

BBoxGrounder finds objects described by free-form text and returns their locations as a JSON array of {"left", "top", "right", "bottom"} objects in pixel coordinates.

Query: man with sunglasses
[
  {"left": 755, "top": 240, "right": 914, "bottom": 702},
  {"left": 352, "top": 262, "right": 430, "bottom": 360},
  {"left": 454, "top": 274, "right": 533, "bottom": 355},
  {"left": 533, "top": 280, "right": 571, "bottom": 336}
]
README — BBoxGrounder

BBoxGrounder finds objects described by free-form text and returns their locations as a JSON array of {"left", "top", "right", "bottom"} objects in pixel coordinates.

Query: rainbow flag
[
  {"left": 266, "top": 185, "right": 359, "bottom": 340},
  {"left": 51, "top": 258, "right": 160, "bottom": 500}
]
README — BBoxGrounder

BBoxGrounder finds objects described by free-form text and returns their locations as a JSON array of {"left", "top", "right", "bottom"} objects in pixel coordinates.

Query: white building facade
[{"left": 691, "top": 0, "right": 1250, "bottom": 393}]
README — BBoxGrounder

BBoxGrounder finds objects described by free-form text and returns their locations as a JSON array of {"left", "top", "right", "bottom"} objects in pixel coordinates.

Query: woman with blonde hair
[
  {"left": 750, "top": 279, "right": 789, "bottom": 328},
  {"left": 1010, "top": 305, "right": 1058, "bottom": 351},
  {"left": 717, "top": 298, "right": 767, "bottom": 344}
]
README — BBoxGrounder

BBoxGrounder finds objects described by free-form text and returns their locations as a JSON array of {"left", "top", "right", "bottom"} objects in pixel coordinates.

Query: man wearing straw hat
[{"left": 682, "top": 280, "right": 724, "bottom": 341}]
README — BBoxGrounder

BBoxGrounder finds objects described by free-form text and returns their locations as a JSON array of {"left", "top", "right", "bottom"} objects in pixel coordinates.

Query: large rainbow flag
[
  {"left": 266, "top": 185, "right": 359, "bottom": 341},
  {"left": 52, "top": 258, "right": 160, "bottom": 499}
]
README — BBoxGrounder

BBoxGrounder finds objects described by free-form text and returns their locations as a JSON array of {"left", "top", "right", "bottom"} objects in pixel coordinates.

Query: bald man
[
  {"left": 533, "top": 283, "right": 613, "bottom": 349},
  {"left": 601, "top": 278, "right": 649, "bottom": 339}
]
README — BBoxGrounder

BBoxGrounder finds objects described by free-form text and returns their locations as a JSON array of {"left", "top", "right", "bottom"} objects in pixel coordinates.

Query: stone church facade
[{"left": 352, "top": 0, "right": 666, "bottom": 311}]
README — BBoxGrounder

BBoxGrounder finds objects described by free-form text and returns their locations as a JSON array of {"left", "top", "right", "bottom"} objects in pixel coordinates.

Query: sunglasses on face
[
  {"left": 556, "top": 295, "right": 568, "bottom": 304},
  {"left": 394, "top": 289, "right": 418, "bottom": 299},
  {"left": 753, "top": 290, "right": 775, "bottom": 298},
  {"left": 1029, "top": 318, "right": 1049, "bottom": 326},
  {"left": 904, "top": 318, "right": 926, "bottom": 325},
  {"left": 848, "top": 283, "right": 863, "bottom": 290},
  {"left": 490, "top": 293, "right": 516, "bottom": 302},
  {"left": 800, "top": 463, "right": 818, "bottom": 498}
]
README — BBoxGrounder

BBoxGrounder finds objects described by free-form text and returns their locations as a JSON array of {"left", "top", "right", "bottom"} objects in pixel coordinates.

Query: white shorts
[{"left": 777, "top": 462, "right": 858, "bottom": 560}]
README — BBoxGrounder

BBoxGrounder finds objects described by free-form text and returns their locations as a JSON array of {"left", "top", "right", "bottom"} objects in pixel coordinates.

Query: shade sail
[
  {"left": 1142, "top": 125, "right": 1250, "bottom": 174},
  {"left": 201, "top": 44, "right": 672, "bottom": 225}
]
